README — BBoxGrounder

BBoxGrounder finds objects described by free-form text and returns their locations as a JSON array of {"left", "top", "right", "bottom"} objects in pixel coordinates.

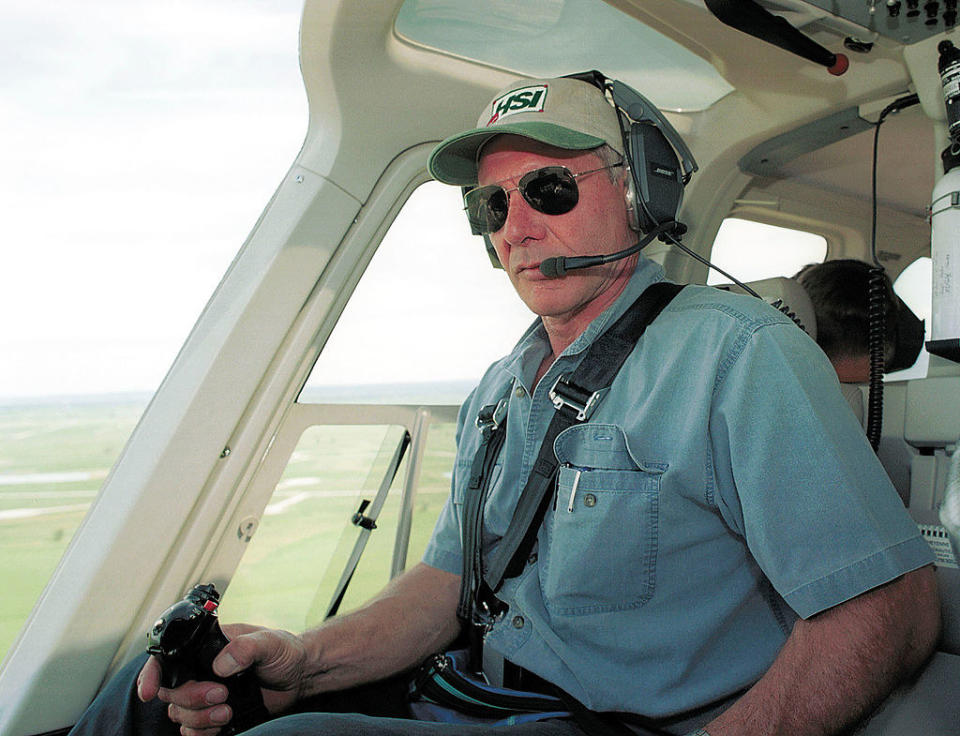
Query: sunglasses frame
[{"left": 463, "top": 162, "right": 623, "bottom": 235}]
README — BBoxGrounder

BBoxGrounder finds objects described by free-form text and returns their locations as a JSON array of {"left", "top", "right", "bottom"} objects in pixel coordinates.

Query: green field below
[
  {"left": 0, "top": 399, "right": 147, "bottom": 662},
  {"left": 0, "top": 397, "right": 457, "bottom": 664}
]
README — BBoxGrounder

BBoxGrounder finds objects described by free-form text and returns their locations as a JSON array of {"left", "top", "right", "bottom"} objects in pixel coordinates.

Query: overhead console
[
  {"left": 802, "top": 0, "right": 959, "bottom": 43},
  {"left": 705, "top": 0, "right": 959, "bottom": 79}
]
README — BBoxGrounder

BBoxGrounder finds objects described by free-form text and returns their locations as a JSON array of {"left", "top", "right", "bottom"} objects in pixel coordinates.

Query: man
[
  {"left": 70, "top": 76, "right": 939, "bottom": 736},
  {"left": 794, "top": 259, "right": 922, "bottom": 383}
]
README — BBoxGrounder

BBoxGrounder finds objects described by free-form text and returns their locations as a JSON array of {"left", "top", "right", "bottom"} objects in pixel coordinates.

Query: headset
[
  {"left": 473, "top": 69, "right": 698, "bottom": 269},
  {"left": 568, "top": 69, "right": 698, "bottom": 235}
]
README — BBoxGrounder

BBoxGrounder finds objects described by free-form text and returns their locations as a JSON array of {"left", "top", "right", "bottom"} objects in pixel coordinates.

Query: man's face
[{"left": 476, "top": 136, "right": 637, "bottom": 324}]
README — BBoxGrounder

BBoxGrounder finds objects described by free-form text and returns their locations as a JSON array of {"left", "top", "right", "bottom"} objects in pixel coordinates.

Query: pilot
[{"left": 69, "top": 75, "right": 939, "bottom": 736}]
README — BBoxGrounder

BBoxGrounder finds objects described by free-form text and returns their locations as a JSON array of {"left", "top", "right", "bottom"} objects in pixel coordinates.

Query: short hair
[
  {"left": 592, "top": 143, "right": 626, "bottom": 184},
  {"left": 794, "top": 259, "right": 898, "bottom": 366}
]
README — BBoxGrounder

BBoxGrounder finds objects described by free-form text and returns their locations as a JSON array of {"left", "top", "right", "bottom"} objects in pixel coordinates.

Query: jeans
[{"left": 67, "top": 654, "right": 588, "bottom": 736}]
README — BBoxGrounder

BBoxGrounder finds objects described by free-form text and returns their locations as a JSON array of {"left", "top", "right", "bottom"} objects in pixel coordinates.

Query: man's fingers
[
  {"left": 212, "top": 639, "right": 252, "bottom": 679},
  {"left": 210, "top": 625, "right": 268, "bottom": 678},
  {"left": 212, "top": 627, "right": 293, "bottom": 679},
  {"left": 221, "top": 622, "right": 264, "bottom": 639},
  {"left": 166, "top": 701, "right": 232, "bottom": 735},
  {"left": 137, "top": 656, "right": 162, "bottom": 702},
  {"left": 158, "top": 682, "right": 229, "bottom": 710}
]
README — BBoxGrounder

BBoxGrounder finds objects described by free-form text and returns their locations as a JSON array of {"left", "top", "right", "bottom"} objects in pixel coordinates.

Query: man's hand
[
  {"left": 137, "top": 624, "right": 306, "bottom": 736},
  {"left": 133, "top": 563, "right": 461, "bottom": 735}
]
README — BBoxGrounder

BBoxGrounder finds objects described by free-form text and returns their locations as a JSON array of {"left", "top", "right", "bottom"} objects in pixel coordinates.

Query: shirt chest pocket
[{"left": 540, "top": 424, "right": 665, "bottom": 616}]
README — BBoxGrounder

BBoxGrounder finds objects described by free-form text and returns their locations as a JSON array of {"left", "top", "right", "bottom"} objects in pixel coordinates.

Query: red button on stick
[{"left": 203, "top": 600, "right": 218, "bottom": 612}]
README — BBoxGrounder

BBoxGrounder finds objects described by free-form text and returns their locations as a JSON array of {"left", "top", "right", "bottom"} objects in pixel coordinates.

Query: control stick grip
[{"left": 147, "top": 584, "right": 269, "bottom": 735}]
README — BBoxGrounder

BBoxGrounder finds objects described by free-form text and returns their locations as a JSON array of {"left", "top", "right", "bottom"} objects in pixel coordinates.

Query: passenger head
[{"left": 794, "top": 259, "right": 898, "bottom": 383}]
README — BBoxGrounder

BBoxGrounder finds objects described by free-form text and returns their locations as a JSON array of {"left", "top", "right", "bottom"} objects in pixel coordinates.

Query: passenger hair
[{"left": 794, "top": 259, "right": 898, "bottom": 365}]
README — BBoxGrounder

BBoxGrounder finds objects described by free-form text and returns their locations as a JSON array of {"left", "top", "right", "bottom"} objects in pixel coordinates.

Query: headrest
[{"left": 716, "top": 277, "right": 818, "bottom": 340}]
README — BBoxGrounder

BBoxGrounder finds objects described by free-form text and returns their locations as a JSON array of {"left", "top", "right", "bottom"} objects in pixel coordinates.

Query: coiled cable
[
  {"left": 865, "top": 93, "right": 919, "bottom": 451},
  {"left": 865, "top": 265, "right": 886, "bottom": 451}
]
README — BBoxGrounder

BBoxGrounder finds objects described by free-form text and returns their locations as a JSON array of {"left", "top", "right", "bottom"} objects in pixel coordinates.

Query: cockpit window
[
  {"left": 301, "top": 181, "right": 533, "bottom": 405},
  {"left": 706, "top": 218, "right": 827, "bottom": 285},
  {"left": 394, "top": 0, "right": 734, "bottom": 112}
]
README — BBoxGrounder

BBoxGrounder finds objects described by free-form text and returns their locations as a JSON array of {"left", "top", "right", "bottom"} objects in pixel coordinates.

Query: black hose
[{"left": 704, "top": 0, "right": 848, "bottom": 74}]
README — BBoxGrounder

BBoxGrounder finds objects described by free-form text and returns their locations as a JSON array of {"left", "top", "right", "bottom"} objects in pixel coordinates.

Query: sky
[
  {"left": 0, "top": 0, "right": 538, "bottom": 402},
  {"left": 1, "top": 0, "right": 308, "bottom": 400}
]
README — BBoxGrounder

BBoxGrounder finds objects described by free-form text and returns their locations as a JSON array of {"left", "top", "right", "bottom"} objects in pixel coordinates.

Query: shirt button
[
  {"left": 512, "top": 615, "right": 525, "bottom": 629},
  {"left": 514, "top": 385, "right": 526, "bottom": 398},
  {"left": 584, "top": 494, "right": 597, "bottom": 508}
]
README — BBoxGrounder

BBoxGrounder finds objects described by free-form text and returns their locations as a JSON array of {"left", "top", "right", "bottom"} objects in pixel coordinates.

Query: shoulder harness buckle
[
  {"left": 548, "top": 374, "right": 605, "bottom": 422},
  {"left": 476, "top": 397, "right": 509, "bottom": 440}
]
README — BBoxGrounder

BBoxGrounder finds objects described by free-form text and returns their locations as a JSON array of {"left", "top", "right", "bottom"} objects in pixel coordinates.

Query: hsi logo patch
[{"left": 487, "top": 85, "right": 548, "bottom": 125}]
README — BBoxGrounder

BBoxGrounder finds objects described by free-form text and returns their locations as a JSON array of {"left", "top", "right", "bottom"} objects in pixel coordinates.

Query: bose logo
[
  {"left": 650, "top": 163, "right": 677, "bottom": 179},
  {"left": 487, "top": 85, "right": 548, "bottom": 125}
]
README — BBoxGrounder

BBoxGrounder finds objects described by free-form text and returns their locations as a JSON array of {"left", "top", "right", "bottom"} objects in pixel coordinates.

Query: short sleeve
[
  {"left": 709, "top": 322, "right": 933, "bottom": 618},
  {"left": 422, "top": 494, "right": 463, "bottom": 575},
  {"left": 420, "top": 394, "right": 476, "bottom": 576}
]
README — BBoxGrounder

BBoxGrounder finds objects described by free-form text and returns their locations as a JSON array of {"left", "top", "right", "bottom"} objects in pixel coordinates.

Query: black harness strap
[{"left": 457, "top": 390, "right": 511, "bottom": 628}]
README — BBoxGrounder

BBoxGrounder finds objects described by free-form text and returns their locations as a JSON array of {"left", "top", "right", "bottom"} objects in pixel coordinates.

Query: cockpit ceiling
[
  {"left": 394, "top": 0, "right": 734, "bottom": 112},
  {"left": 766, "top": 106, "right": 935, "bottom": 218},
  {"left": 391, "top": 0, "right": 937, "bottom": 218}
]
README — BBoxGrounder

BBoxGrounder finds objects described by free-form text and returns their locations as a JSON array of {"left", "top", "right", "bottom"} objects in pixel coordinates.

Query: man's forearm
[
  {"left": 295, "top": 562, "right": 462, "bottom": 699},
  {"left": 706, "top": 566, "right": 940, "bottom": 736}
]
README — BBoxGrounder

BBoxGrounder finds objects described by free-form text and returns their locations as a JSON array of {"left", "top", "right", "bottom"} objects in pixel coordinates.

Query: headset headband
[{"left": 563, "top": 70, "right": 698, "bottom": 182}]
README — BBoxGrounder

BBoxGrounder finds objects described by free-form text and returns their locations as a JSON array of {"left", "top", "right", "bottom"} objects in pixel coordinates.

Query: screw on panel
[
  {"left": 295, "top": 174, "right": 304, "bottom": 184},
  {"left": 220, "top": 447, "right": 231, "bottom": 458},
  {"left": 238, "top": 517, "right": 259, "bottom": 542}
]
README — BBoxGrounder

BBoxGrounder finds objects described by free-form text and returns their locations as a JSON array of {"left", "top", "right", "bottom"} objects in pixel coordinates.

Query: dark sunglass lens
[
  {"left": 465, "top": 185, "right": 508, "bottom": 234},
  {"left": 522, "top": 168, "right": 578, "bottom": 216},
  {"left": 483, "top": 188, "right": 508, "bottom": 232}
]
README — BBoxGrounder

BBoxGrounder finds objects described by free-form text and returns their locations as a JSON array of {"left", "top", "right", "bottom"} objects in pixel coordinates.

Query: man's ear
[{"left": 623, "top": 170, "right": 641, "bottom": 232}]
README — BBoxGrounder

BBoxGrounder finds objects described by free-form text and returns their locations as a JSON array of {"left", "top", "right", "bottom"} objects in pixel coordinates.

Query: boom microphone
[
  {"left": 539, "top": 253, "right": 608, "bottom": 278},
  {"left": 539, "top": 223, "right": 671, "bottom": 279}
]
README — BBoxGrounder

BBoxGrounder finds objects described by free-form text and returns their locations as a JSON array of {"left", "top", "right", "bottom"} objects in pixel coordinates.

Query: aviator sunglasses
[{"left": 463, "top": 162, "right": 623, "bottom": 235}]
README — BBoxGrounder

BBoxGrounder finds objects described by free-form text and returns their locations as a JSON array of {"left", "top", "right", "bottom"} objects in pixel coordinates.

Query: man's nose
[{"left": 501, "top": 190, "right": 544, "bottom": 246}]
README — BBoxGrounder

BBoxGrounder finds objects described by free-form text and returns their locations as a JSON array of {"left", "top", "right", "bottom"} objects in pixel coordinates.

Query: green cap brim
[{"left": 428, "top": 122, "right": 606, "bottom": 185}]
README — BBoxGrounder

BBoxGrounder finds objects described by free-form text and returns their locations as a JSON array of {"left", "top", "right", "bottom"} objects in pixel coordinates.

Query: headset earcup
[{"left": 627, "top": 121, "right": 683, "bottom": 232}]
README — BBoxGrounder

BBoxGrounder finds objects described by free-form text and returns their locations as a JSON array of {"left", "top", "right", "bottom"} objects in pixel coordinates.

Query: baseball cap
[{"left": 428, "top": 76, "right": 625, "bottom": 186}]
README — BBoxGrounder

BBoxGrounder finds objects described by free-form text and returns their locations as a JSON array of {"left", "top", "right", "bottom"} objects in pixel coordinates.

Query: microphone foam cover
[{"left": 539, "top": 257, "right": 565, "bottom": 278}]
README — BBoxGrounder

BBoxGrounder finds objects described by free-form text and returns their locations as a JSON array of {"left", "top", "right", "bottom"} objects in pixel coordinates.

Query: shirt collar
[
  {"left": 499, "top": 255, "right": 666, "bottom": 386},
  {"left": 561, "top": 255, "right": 665, "bottom": 358}
]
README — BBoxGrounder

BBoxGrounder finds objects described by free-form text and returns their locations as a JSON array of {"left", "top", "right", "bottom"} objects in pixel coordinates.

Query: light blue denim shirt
[{"left": 422, "top": 256, "right": 933, "bottom": 718}]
